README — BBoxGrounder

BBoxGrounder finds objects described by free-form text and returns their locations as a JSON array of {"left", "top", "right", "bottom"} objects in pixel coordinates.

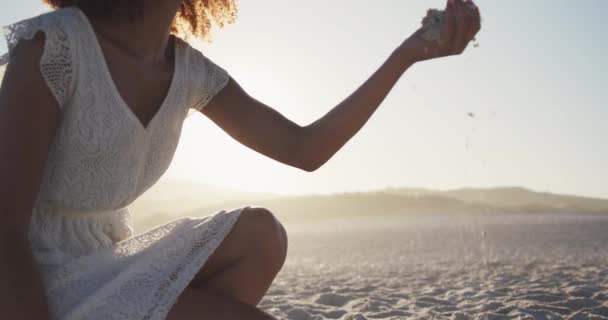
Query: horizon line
[{"left": 158, "top": 178, "right": 608, "bottom": 201}]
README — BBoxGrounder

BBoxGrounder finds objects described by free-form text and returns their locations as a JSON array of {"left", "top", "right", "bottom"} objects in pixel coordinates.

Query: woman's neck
[{"left": 87, "top": 0, "right": 182, "bottom": 64}]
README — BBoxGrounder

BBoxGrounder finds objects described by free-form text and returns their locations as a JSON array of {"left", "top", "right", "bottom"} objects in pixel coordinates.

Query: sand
[
  {"left": 422, "top": 9, "right": 446, "bottom": 44},
  {"left": 258, "top": 213, "right": 608, "bottom": 320},
  {"left": 421, "top": 3, "right": 480, "bottom": 47}
]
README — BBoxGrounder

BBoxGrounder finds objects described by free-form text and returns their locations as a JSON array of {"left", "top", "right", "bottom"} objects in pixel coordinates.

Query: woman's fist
[{"left": 399, "top": 0, "right": 482, "bottom": 62}]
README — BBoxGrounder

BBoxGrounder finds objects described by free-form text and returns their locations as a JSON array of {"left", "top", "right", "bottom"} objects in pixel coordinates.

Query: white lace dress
[{"left": 1, "top": 7, "right": 248, "bottom": 320}]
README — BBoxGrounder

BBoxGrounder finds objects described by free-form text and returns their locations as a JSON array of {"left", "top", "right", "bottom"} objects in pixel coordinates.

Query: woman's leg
[
  {"left": 166, "top": 287, "right": 279, "bottom": 320},
  {"left": 169, "top": 206, "right": 288, "bottom": 318},
  {"left": 189, "top": 207, "right": 288, "bottom": 306}
]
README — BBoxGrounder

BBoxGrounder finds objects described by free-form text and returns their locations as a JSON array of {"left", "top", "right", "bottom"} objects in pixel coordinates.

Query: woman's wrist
[{"left": 394, "top": 41, "right": 422, "bottom": 68}]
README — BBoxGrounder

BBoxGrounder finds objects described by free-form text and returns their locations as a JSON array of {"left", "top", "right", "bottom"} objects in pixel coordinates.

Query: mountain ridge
[{"left": 130, "top": 180, "right": 608, "bottom": 231}]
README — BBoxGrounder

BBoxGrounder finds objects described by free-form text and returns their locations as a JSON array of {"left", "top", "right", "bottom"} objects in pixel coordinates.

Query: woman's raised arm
[
  {"left": 0, "top": 33, "right": 61, "bottom": 320},
  {"left": 201, "top": 0, "right": 480, "bottom": 172}
]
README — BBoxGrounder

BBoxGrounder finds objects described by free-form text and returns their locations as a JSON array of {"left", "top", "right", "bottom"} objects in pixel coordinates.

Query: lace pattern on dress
[
  {"left": 191, "top": 51, "right": 230, "bottom": 112},
  {"left": 30, "top": 201, "right": 134, "bottom": 259},
  {"left": 54, "top": 208, "right": 247, "bottom": 320},
  {"left": 2, "top": 8, "right": 245, "bottom": 320},
  {"left": 1, "top": 12, "right": 75, "bottom": 107}
]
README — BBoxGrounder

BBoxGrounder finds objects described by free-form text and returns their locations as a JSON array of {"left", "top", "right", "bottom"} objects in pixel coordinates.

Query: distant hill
[
  {"left": 131, "top": 180, "right": 608, "bottom": 232},
  {"left": 387, "top": 187, "right": 608, "bottom": 213}
]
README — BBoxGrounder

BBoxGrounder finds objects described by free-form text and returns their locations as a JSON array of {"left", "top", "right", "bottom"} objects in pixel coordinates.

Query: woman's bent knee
[{"left": 240, "top": 207, "right": 288, "bottom": 266}]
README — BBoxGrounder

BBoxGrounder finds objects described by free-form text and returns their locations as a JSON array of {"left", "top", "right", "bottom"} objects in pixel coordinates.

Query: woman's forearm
[
  {"left": 0, "top": 233, "right": 51, "bottom": 320},
  {"left": 300, "top": 46, "right": 418, "bottom": 170}
]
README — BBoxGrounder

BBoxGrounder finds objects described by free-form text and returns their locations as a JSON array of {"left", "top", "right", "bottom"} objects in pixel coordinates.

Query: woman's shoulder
[
  {"left": 2, "top": 7, "right": 85, "bottom": 56},
  {"left": 4, "top": 7, "right": 84, "bottom": 34},
  {"left": 172, "top": 36, "right": 231, "bottom": 112},
  {"left": 173, "top": 36, "right": 213, "bottom": 62},
  {"left": 1, "top": 7, "right": 85, "bottom": 108},
  {"left": 175, "top": 36, "right": 227, "bottom": 75}
]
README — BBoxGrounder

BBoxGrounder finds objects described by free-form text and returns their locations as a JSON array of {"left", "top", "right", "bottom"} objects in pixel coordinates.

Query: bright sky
[{"left": 2, "top": 1, "right": 607, "bottom": 198}]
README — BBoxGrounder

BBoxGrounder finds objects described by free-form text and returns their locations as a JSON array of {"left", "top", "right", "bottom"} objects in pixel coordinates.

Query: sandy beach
[{"left": 257, "top": 213, "right": 608, "bottom": 320}]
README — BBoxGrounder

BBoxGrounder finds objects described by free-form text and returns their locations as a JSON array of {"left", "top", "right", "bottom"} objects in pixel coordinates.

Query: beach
[{"left": 258, "top": 213, "right": 608, "bottom": 320}]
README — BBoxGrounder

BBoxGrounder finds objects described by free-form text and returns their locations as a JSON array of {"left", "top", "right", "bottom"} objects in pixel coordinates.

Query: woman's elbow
[
  {"left": 300, "top": 163, "right": 320, "bottom": 173},
  {"left": 292, "top": 129, "right": 327, "bottom": 172},
  {"left": 294, "top": 156, "right": 325, "bottom": 172}
]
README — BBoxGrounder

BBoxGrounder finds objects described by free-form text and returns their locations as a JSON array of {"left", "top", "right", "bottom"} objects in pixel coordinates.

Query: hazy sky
[{"left": 2, "top": 1, "right": 607, "bottom": 198}]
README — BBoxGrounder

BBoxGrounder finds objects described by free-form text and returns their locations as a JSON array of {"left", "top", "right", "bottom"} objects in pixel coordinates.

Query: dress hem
[
  {"left": 60, "top": 206, "right": 248, "bottom": 320},
  {"left": 149, "top": 206, "right": 248, "bottom": 320}
]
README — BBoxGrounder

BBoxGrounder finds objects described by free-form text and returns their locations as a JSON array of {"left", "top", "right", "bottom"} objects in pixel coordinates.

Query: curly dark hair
[{"left": 42, "top": 0, "right": 238, "bottom": 41}]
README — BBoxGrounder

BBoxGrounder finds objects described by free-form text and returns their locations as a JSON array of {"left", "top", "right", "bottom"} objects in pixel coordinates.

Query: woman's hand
[{"left": 399, "top": 0, "right": 481, "bottom": 63}]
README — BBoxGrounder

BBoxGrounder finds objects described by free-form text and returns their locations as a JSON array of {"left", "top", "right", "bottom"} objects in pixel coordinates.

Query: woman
[{"left": 0, "top": 0, "right": 480, "bottom": 319}]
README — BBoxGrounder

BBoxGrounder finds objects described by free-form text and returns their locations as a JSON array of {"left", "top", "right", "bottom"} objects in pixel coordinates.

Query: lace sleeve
[
  {"left": 1, "top": 13, "right": 77, "bottom": 109},
  {"left": 190, "top": 49, "right": 230, "bottom": 112}
]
